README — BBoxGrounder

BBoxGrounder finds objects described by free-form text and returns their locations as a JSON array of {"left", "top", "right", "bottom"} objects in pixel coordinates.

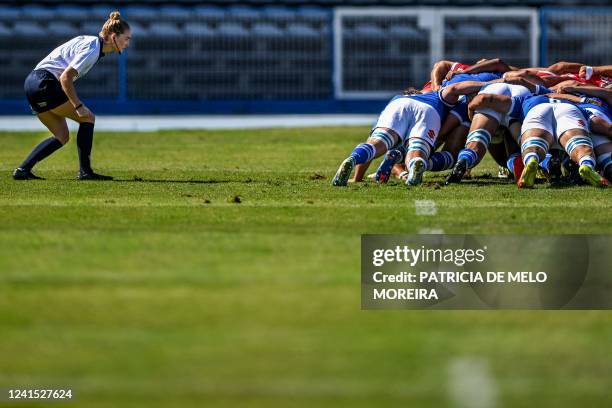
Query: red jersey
[{"left": 536, "top": 70, "right": 611, "bottom": 88}]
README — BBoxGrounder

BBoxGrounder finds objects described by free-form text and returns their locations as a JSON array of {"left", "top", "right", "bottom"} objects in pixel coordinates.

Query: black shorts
[{"left": 24, "top": 69, "right": 69, "bottom": 114}]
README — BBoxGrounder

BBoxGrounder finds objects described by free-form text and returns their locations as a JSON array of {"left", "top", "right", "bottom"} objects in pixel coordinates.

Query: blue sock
[
  {"left": 579, "top": 155, "right": 596, "bottom": 169},
  {"left": 349, "top": 143, "right": 376, "bottom": 165},
  {"left": 428, "top": 151, "right": 455, "bottom": 171},
  {"left": 458, "top": 148, "right": 478, "bottom": 168},
  {"left": 20, "top": 136, "right": 64, "bottom": 171}
]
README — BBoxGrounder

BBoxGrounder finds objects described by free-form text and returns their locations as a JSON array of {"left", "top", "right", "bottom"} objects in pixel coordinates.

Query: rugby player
[
  {"left": 331, "top": 81, "right": 489, "bottom": 187},
  {"left": 465, "top": 93, "right": 609, "bottom": 188}
]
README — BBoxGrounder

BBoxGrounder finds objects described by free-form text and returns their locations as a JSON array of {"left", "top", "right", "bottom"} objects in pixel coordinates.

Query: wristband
[
  {"left": 74, "top": 103, "right": 83, "bottom": 110},
  {"left": 584, "top": 66, "right": 593, "bottom": 80}
]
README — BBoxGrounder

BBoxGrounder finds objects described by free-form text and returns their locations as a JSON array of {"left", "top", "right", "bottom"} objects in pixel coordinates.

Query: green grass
[{"left": 0, "top": 128, "right": 611, "bottom": 407}]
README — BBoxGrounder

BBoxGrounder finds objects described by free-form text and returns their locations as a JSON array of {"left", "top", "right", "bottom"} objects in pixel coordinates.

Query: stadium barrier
[{"left": 0, "top": 5, "right": 610, "bottom": 114}]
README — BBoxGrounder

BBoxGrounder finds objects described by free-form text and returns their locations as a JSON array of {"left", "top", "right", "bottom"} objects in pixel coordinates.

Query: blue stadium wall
[{"left": 0, "top": 3, "right": 610, "bottom": 115}]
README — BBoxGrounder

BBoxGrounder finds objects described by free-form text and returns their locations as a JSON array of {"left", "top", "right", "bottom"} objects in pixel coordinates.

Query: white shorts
[
  {"left": 591, "top": 133, "right": 612, "bottom": 149},
  {"left": 374, "top": 98, "right": 441, "bottom": 145},
  {"left": 521, "top": 103, "right": 589, "bottom": 141},
  {"left": 584, "top": 107, "right": 612, "bottom": 125},
  {"left": 476, "top": 83, "right": 531, "bottom": 127}
]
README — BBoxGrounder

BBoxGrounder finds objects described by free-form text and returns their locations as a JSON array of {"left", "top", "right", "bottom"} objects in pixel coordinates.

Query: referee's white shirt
[{"left": 34, "top": 35, "right": 104, "bottom": 81}]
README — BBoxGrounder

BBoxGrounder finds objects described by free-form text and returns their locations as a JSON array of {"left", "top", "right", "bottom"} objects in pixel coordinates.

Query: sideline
[{"left": 0, "top": 115, "right": 375, "bottom": 132}]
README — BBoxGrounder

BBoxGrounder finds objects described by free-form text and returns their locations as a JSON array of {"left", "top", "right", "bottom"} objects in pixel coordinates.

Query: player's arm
[
  {"left": 59, "top": 67, "right": 92, "bottom": 118},
  {"left": 502, "top": 69, "right": 546, "bottom": 86},
  {"left": 440, "top": 81, "right": 486, "bottom": 104},
  {"left": 581, "top": 65, "right": 612, "bottom": 79},
  {"left": 547, "top": 61, "right": 582, "bottom": 75},
  {"left": 589, "top": 116, "right": 612, "bottom": 138},
  {"left": 550, "top": 80, "right": 583, "bottom": 93},
  {"left": 448, "top": 58, "right": 513, "bottom": 79},
  {"left": 430, "top": 60, "right": 455, "bottom": 91},
  {"left": 501, "top": 76, "right": 546, "bottom": 94},
  {"left": 559, "top": 85, "right": 612, "bottom": 106},
  {"left": 467, "top": 94, "right": 512, "bottom": 120},
  {"left": 543, "top": 93, "right": 583, "bottom": 103}
]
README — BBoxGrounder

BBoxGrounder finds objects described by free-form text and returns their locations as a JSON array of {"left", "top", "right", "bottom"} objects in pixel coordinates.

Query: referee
[{"left": 13, "top": 11, "right": 131, "bottom": 180}]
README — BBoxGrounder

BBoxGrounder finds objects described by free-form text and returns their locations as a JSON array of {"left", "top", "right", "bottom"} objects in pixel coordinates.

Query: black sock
[
  {"left": 20, "top": 137, "right": 63, "bottom": 171},
  {"left": 77, "top": 122, "right": 94, "bottom": 174}
]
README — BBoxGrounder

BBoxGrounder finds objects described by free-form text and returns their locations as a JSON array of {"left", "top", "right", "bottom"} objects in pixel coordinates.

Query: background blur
[{"left": 0, "top": 0, "right": 611, "bottom": 115}]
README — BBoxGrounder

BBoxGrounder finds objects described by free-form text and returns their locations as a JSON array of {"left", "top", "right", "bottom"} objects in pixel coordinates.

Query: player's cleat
[
  {"left": 578, "top": 165, "right": 610, "bottom": 188},
  {"left": 374, "top": 149, "right": 402, "bottom": 183},
  {"left": 331, "top": 157, "right": 355, "bottom": 186},
  {"left": 12, "top": 167, "right": 44, "bottom": 180},
  {"left": 517, "top": 159, "right": 538, "bottom": 189},
  {"left": 77, "top": 171, "right": 114, "bottom": 181},
  {"left": 563, "top": 158, "right": 584, "bottom": 185},
  {"left": 445, "top": 159, "right": 467, "bottom": 185},
  {"left": 604, "top": 166, "right": 612, "bottom": 184},
  {"left": 406, "top": 160, "right": 425, "bottom": 186},
  {"left": 497, "top": 165, "right": 510, "bottom": 179},
  {"left": 547, "top": 154, "right": 562, "bottom": 185}
]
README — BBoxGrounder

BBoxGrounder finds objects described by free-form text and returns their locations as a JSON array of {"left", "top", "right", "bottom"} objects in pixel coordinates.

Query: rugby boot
[
  {"left": 518, "top": 159, "right": 538, "bottom": 189},
  {"left": 406, "top": 160, "right": 426, "bottom": 186},
  {"left": 374, "top": 149, "right": 402, "bottom": 183},
  {"left": 331, "top": 157, "right": 355, "bottom": 187},
  {"left": 77, "top": 171, "right": 114, "bottom": 181},
  {"left": 578, "top": 165, "right": 610, "bottom": 188},
  {"left": 12, "top": 167, "right": 44, "bottom": 180},
  {"left": 445, "top": 158, "right": 467, "bottom": 185}
]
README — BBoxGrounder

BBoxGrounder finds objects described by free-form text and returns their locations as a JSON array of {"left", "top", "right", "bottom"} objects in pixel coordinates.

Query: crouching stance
[
  {"left": 331, "top": 82, "right": 484, "bottom": 187},
  {"left": 13, "top": 11, "right": 131, "bottom": 180}
]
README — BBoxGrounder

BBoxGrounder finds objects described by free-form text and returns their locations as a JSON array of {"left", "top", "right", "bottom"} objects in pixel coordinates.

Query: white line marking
[
  {"left": 0, "top": 115, "right": 376, "bottom": 132},
  {"left": 448, "top": 357, "right": 498, "bottom": 408},
  {"left": 415, "top": 200, "right": 437, "bottom": 216},
  {"left": 418, "top": 228, "right": 445, "bottom": 234}
]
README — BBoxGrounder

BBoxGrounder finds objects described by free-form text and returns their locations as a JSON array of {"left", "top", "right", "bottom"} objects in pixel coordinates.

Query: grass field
[{"left": 1, "top": 127, "right": 611, "bottom": 407}]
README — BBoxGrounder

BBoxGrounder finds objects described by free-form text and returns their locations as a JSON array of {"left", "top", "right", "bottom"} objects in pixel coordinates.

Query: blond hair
[{"left": 99, "top": 11, "right": 130, "bottom": 39}]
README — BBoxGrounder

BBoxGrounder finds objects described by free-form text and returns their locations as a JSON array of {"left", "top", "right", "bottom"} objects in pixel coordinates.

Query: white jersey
[{"left": 34, "top": 35, "right": 104, "bottom": 81}]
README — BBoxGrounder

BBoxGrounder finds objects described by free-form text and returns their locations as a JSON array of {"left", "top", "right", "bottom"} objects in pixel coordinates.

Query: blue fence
[{"left": 0, "top": 5, "right": 610, "bottom": 115}]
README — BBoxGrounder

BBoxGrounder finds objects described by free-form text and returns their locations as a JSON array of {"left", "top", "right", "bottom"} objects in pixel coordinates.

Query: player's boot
[
  {"left": 563, "top": 157, "right": 583, "bottom": 185},
  {"left": 517, "top": 159, "right": 538, "bottom": 189},
  {"left": 77, "top": 171, "right": 114, "bottom": 181},
  {"left": 604, "top": 165, "right": 612, "bottom": 184},
  {"left": 578, "top": 165, "right": 610, "bottom": 188},
  {"left": 374, "top": 149, "right": 402, "bottom": 183},
  {"left": 445, "top": 159, "right": 467, "bottom": 185},
  {"left": 331, "top": 157, "right": 355, "bottom": 187},
  {"left": 497, "top": 165, "right": 510, "bottom": 179},
  {"left": 547, "top": 154, "right": 562, "bottom": 185},
  {"left": 406, "top": 160, "right": 425, "bottom": 186},
  {"left": 12, "top": 167, "right": 44, "bottom": 180}
]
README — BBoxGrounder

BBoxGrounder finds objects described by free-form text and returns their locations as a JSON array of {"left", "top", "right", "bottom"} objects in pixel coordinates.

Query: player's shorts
[
  {"left": 591, "top": 134, "right": 611, "bottom": 149},
  {"left": 24, "top": 69, "right": 69, "bottom": 114},
  {"left": 373, "top": 98, "right": 441, "bottom": 145},
  {"left": 521, "top": 103, "right": 589, "bottom": 141},
  {"left": 583, "top": 107, "right": 611, "bottom": 124},
  {"left": 449, "top": 102, "right": 470, "bottom": 128},
  {"left": 476, "top": 83, "right": 531, "bottom": 127}
]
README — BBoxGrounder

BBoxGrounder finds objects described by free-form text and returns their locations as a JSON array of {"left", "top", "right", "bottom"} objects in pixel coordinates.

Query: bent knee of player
[{"left": 55, "top": 131, "right": 70, "bottom": 145}]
